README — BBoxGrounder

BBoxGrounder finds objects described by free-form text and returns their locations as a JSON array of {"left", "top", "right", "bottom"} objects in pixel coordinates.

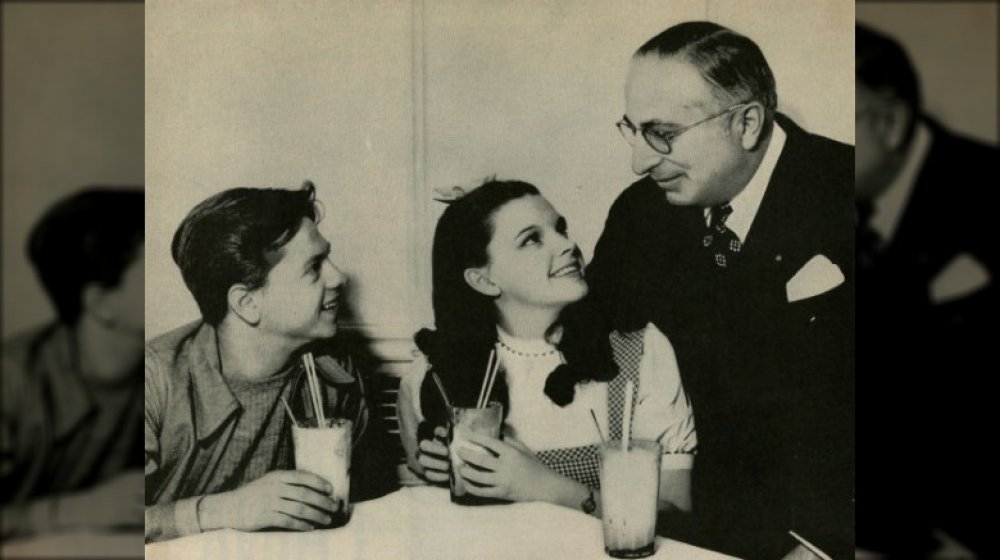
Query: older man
[{"left": 584, "top": 22, "right": 854, "bottom": 559}]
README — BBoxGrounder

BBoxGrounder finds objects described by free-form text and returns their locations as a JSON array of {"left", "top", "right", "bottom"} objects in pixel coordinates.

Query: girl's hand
[
  {"left": 417, "top": 426, "right": 450, "bottom": 483},
  {"left": 455, "top": 432, "right": 559, "bottom": 503}
]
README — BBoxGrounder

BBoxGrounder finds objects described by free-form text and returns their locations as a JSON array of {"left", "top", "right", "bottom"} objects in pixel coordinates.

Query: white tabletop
[{"left": 145, "top": 486, "right": 739, "bottom": 560}]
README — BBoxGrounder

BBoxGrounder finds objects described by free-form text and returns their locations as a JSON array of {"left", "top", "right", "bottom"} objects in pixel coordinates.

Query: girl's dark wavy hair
[{"left": 415, "top": 179, "right": 616, "bottom": 433}]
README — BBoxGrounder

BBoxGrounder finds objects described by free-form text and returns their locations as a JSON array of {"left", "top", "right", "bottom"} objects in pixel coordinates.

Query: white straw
[
  {"left": 476, "top": 349, "right": 496, "bottom": 408},
  {"left": 302, "top": 353, "right": 325, "bottom": 427},
  {"left": 301, "top": 354, "right": 318, "bottom": 422},
  {"left": 621, "top": 380, "right": 634, "bottom": 451},
  {"left": 481, "top": 352, "right": 501, "bottom": 408},
  {"left": 301, "top": 354, "right": 315, "bottom": 414},
  {"left": 302, "top": 354, "right": 320, "bottom": 427},
  {"left": 306, "top": 353, "right": 326, "bottom": 426},
  {"left": 281, "top": 396, "right": 300, "bottom": 427}
]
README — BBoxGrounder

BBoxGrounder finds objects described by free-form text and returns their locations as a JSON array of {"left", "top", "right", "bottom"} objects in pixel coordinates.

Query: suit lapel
[{"left": 734, "top": 118, "right": 814, "bottom": 305}]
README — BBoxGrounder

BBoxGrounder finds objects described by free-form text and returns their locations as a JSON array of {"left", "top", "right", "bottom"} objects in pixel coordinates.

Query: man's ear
[
  {"left": 464, "top": 267, "right": 501, "bottom": 297},
  {"left": 879, "top": 100, "right": 913, "bottom": 152},
  {"left": 736, "top": 102, "right": 767, "bottom": 150},
  {"left": 228, "top": 284, "right": 261, "bottom": 325},
  {"left": 82, "top": 283, "right": 115, "bottom": 327}
]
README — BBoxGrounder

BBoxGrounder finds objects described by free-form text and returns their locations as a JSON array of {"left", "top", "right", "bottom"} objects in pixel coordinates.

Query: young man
[
  {"left": 585, "top": 22, "right": 853, "bottom": 559},
  {"left": 2, "top": 188, "right": 145, "bottom": 537},
  {"left": 144, "top": 182, "right": 392, "bottom": 543}
]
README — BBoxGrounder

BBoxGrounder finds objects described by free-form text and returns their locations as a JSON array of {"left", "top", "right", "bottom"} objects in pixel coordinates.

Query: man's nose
[{"left": 630, "top": 139, "right": 665, "bottom": 176}]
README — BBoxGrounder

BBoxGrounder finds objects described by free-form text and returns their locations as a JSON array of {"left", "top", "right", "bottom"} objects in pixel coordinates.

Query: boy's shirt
[
  {"left": 144, "top": 321, "right": 371, "bottom": 543},
  {"left": 1, "top": 324, "right": 143, "bottom": 537}
]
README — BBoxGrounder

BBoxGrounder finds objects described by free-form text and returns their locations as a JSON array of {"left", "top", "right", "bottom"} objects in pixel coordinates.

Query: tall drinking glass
[
  {"left": 292, "top": 417, "right": 352, "bottom": 528},
  {"left": 599, "top": 439, "right": 662, "bottom": 558},
  {"left": 448, "top": 401, "right": 503, "bottom": 505}
]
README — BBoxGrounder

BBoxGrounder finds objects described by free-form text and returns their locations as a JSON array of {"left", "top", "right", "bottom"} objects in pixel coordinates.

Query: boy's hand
[
  {"left": 200, "top": 470, "right": 341, "bottom": 532},
  {"left": 417, "top": 426, "right": 450, "bottom": 483},
  {"left": 57, "top": 469, "right": 144, "bottom": 530}
]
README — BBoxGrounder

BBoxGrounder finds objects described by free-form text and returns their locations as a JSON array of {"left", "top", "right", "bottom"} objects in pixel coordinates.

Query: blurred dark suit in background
[{"left": 855, "top": 22, "right": 996, "bottom": 560}]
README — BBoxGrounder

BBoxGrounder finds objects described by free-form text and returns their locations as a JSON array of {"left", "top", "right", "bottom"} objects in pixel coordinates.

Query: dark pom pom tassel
[
  {"left": 414, "top": 328, "right": 437, "bottom": 357},
  {"left": 543, "top": 363, "right": 577, "bottom": 407}
]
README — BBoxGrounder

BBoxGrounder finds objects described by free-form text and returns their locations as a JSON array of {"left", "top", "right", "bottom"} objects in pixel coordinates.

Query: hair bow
[{"left": 432, "top": 185, "right": 467, "bottom": 203}]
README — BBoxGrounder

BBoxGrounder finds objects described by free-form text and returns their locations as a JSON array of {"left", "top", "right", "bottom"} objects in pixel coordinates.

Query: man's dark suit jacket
[
  {"left": 857, "top": 119, "right": 996, "bottom": 557},
  {"left": 586, "top": 114, "right": 854, "bottom": 559}
]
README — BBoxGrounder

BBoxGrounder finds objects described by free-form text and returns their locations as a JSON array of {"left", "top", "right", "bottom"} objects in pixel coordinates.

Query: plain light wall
[
  {"left": 2, "top": 3, "right": 144, "bottom": 337},
  {"left": 146, "top": 0, "right": 416, "bottom": 345},
  {"left": 146, "top": 0, "right": 854, "bottom": 356},
  {"left": 857, "top": 2, "right": 998, "bottom": 143}
]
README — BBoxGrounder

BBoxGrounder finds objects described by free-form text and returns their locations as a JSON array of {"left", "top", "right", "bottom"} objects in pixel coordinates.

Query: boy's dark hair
[
  {"left": 28, "top": 187, "right": 144, "bottom": 325},
  {"left": 171, "top": 181, "right": 319, "bottom": 325}
]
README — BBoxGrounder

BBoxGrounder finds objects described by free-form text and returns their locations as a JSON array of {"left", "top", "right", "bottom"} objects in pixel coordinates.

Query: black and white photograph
[
  {"left": 141, "top": 2, "right": 855, "bottom": 560},
  {"left": 141, "top": 1, "right": 854, "bottom": 560}
]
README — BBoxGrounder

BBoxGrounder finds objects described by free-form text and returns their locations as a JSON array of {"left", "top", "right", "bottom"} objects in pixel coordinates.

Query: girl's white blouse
[{"left": 402, "top": 323, "right": 696, "bottom": 470}]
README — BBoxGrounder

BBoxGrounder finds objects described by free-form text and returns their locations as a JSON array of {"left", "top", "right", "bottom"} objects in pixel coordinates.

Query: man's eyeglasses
[{"left": 615, "top": 102, "right": 750, "bottom": 155}]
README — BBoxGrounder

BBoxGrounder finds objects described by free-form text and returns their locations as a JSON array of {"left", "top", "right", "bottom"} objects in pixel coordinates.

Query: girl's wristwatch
[{"left": 581, "top": 488, "right": 597, "bottom": 514}]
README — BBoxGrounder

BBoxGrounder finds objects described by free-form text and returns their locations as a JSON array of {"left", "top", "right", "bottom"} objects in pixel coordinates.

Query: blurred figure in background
[
  {"left": 855, "top": 23, "right": 995, "bottom": 560},
  {"left": 1, "top": 188, "right": 145, "bottom": 537}
]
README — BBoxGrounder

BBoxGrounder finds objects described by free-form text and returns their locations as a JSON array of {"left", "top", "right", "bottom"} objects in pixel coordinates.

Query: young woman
[{"left": 397, "top": 180, "right": 696, "bottom": 518}]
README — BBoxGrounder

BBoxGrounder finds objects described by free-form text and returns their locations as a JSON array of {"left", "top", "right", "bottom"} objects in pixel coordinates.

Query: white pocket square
[
  {"left": 786, "top": 254, "right": 845, "bottom": 303},
  {"left": 929, "top": 252, "right": 991, "bottom": 304}
]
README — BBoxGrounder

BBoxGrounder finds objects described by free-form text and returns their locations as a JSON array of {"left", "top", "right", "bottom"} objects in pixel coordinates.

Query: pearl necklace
[{"left": 496, "top": 337, "right": 559, "bottom": 358}]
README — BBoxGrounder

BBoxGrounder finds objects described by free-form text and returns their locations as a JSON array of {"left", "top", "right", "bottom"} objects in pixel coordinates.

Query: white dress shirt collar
[
  {"left": 871, "top": 122, "right": 932, "bottom": 244},
  {"left": 704, "top": 121, "right": 787, "bottom": 242}
]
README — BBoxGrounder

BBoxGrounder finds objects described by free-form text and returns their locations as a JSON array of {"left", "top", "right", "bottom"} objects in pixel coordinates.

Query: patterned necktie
[
  {"left": 856, "top": 199, "right": 882, "bottom": 270},
  {"left": 703, "top": 203, "right": 741, "bottom": 268}
]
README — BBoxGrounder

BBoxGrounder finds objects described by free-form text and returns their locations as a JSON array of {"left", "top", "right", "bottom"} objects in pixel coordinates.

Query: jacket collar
[
  {"left": 186, "top": 323, "right": 241, "bottom": 441},
  {"left": 188, "top": 323, "right": 358, "bottom": 441},
  {"left": 185, "top": 324, "right": 357, "bottom": 441}
]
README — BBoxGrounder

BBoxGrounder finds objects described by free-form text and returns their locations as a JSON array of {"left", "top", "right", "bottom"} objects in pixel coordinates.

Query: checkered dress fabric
[
  {"left": 608, "top": 330, "right": 644, "bottom": 441},
  {"left": 536, "top": 445, "right": 602, "bottom": 489},
  {"left": 703, "top": 203, "right": 741, "bottom": 268},
  {"left": 533, "top": 330, "right": 645, "bottom": 489}
]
